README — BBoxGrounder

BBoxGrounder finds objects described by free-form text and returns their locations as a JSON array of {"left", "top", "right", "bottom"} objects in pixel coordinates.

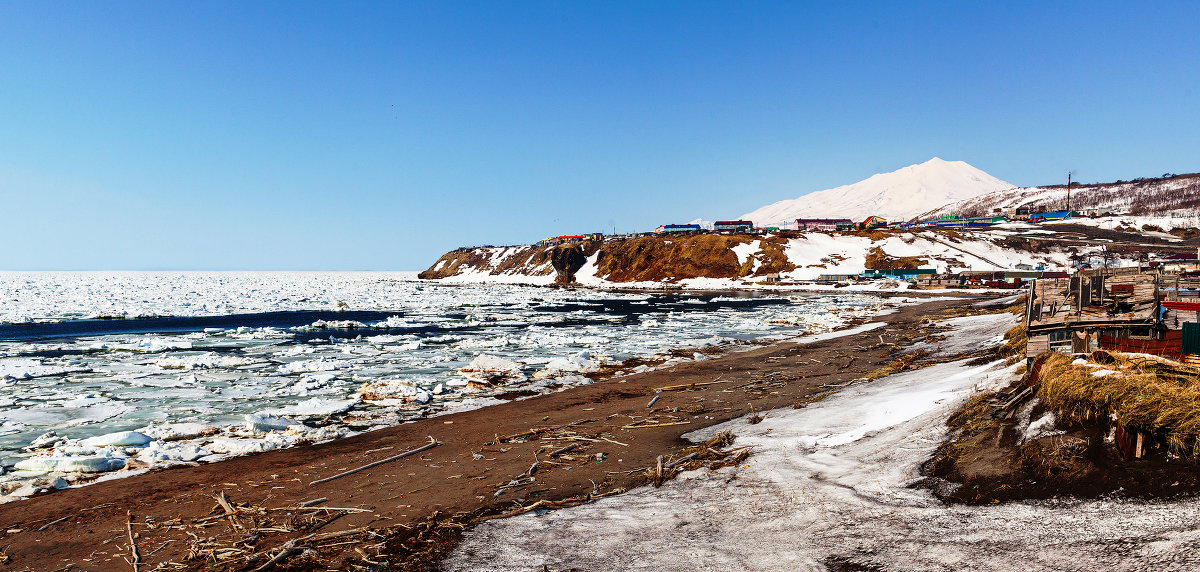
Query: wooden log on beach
[{"left": 310, "top": 437, "right": 440, "bottom": 486}]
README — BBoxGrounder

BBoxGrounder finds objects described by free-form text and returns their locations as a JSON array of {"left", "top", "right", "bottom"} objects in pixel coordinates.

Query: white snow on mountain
[
  {"left": 926, "top": 174, "right": 1200, "bottom": 222},
  {"left": 740, "top": 158, "right": 1014, "bottom": 226}
]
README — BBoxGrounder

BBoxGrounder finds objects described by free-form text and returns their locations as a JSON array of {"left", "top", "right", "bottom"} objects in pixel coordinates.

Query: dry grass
[
  {"left": 998, "top": 322, "right": 1028, "bottom": 363},
  {"left": 947, "top": 391, "right": 1000, "bottom": 433},
  {"left": 938, "top": 390, "right": 1001, "bottom": 464},
  {"left": 1037, "top": 352, "right": 1200, "bottom": 454},
  {"left": 863, "top": 246, "right": 927, "bottom": 270},
  {"left": 864, "top": 349, "right": 929, "bottom": 381},
  {"left": 1017, "top": 434, "right": 1089, "bottom": 478},
  {"left": 632, "top": 431, "right": 749, "bottom": 488}
]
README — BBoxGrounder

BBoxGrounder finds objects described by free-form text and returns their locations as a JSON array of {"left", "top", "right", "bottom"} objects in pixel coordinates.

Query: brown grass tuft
[
  {"left": 863, "top": 246, "right": 927, "bottom": 270},
  {"left": 1036, "top": 352, "right": 1200, "bottom": 455},
  {"left": 938, "top": 390, "right": 1001, "bottom": 464},
  {"left": 998, "top": 322, "right": 1028, "bottom": 363}
]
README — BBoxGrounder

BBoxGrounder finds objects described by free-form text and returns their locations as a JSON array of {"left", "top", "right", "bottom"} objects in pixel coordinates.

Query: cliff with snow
[{"left": 419, "top": 229, "right": 1082, "bottom": 289}]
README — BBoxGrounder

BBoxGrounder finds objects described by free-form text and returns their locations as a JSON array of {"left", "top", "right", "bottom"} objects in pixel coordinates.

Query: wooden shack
[
  {"left": 1026, "top": 269, "right": 1160, "bottom": 358},
  {"left": 1026, "top": 267, "right": 1200, "bottom": 361}
]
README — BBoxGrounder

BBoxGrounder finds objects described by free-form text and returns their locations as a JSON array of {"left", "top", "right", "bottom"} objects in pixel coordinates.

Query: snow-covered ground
[
  {"left": 446, "top": 316, "right": 1200, "bottom": 571},
  {"left": 0, "top": 272, "right": 897, "bottom": 500}
]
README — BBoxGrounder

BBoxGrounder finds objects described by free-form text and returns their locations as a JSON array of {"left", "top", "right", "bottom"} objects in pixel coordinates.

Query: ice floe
[
  {"left": 457, "top": 355, "right": 527, "bottom": 387},
  {"left": 0, "top": 272, "right": 900, "bottom": 497},
  {"left": 262, "top": 397, "right": 357, "bottom": 419},
  {"left": 80, "top": 430, "right": 153, "bottom": 447}
]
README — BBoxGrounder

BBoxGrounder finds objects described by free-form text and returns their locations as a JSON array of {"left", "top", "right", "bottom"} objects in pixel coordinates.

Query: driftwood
[
  {"left": 298, "top": 497, "right": 328, "bottom": 507},
  {"left": 310, "top": 437, "right": 440, "bottom": 486},
  {"left": 252, "top": 539, "right": 300, "bottom": 572},
  {"left": 305, "top": 510, "right": 347, "bottom": 535},
  {"left": 548, "top": 443, "right": 579, "bottom": 457},
  {"left": 215, "top": 491, "right": 243, "bottom": 531},
  {"left": 747, "top": 403, "right": 764, "bottom": 424},
  {"left": 494, "top": 419, "right": 595, "bottom": 444},
  {"left": 655, "top": 377, "right": 727, "bottom": 392},
  {"left": 36, "top": 515, "right": 72, "bottom": 532},
  {"left": 621, "top": 421, "right": 693, "bottom": 429},
  {"left": 266, "top": 506, "right": 374, "bottom": 513},
  {"left": 251, "top": 528, "right": 372, "bottom": 572},
  {"left": 647, "top": 394, "right": 661, "bottom": 408},
  {"left": 471, "top": 490, "right": 626, "bottom": 524},
  {"left": 126, "top": 511, "right": 141, "bottom": 572},
  {"left": 665, "top": 452, "right": 698, "bottom": 469}
]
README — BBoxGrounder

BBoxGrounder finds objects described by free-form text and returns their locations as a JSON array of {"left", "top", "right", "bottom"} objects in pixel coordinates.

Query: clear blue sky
[{"left": 2, "top": 1, "right": 1197, "bottom": 270}]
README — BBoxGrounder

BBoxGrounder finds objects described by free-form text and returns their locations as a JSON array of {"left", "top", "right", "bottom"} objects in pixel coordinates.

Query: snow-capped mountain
[{"left": 740, "top": 158, "right": 1014, "bottom": 226}]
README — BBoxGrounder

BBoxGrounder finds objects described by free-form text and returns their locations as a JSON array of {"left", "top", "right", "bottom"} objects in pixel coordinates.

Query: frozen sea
[{"left": 0, "top": 271, "right": 889, "bottom": 481}]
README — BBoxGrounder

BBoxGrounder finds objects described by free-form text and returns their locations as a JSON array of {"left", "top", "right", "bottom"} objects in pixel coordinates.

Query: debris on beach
[
  {"left": 532, "top": 351, "right": 602, "bottom": 379},
  {"left": 457, "top": 355, "right": 527, "bottom": 388},
  {"left": 357, "top": 379, "right": 435, "bottom": 403}
]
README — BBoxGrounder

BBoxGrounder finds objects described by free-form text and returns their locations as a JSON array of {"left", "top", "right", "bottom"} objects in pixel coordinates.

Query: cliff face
[
  {"left": 418, "top": 241, "right": 603, "bottom": 284},
  {"left": 592, "top": 234, "right": 795, "bottom": 282},
  {"left": 418, "top": 234, "right": 799, "bottom": 285}
]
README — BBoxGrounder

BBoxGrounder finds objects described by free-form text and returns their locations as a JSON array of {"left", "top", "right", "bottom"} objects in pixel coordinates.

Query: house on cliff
[
  {"left": 713, "top": 220, "right": 753, "bottom": 233},
  {"left": 656, "top": 224, "right": 702, "bottom": 234},
  {"left": 795, "top": 218, "right": 853, "bottom": 231}
]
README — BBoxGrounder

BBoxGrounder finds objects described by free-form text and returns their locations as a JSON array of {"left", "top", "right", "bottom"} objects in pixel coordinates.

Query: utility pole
[{"left": 1066, "top": 172, "right": 1071, "bottom": 212}]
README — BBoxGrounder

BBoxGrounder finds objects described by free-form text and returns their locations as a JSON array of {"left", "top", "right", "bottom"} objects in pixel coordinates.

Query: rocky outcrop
[
  {"left": 549, "top": 243, "right": 593, "bottom": 284},
  {"left": 418, "top": 245, "right": 556, "bottom": 280}
]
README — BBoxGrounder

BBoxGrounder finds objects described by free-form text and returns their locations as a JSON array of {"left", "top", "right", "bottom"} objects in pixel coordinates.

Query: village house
[
  {"left": 1026, "top": 266, "right": 1200, "bottom": 363},
  {"left": 861, "top": 268, "right": 935, "bottom": 280},
  {"left": 856, "top": 215, "right": 887, "bottom": 230},
  {"left": 795, "top": 218, "right": 853, "bottom": 232},
  {"left": 713, "top": 220, "right": 753, "bottom": 233},
  {"left": 536, "top": 235, "right": 586, "bottom": 246},
  {"left": 655, "top": 224, "right": 702, "bottom": 234}
]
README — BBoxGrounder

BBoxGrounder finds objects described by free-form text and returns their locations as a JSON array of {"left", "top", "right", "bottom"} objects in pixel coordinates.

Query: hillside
[
  {"left": 740, "top": 158, "right": 1013, "bottom": 226},
  {"left": 926, "top": 172, "right": 1200, "bottom": 221},
  {"left": 420, "top": 227, "right": 1176, "bottom": 289}
]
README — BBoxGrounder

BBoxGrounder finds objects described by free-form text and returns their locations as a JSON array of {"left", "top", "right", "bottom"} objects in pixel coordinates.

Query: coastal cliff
[
  {"left": 419, "top": 234, "right": 796, "bottom": 285},
  {"left": 417, "top": 229, "right": 1077, "bottom": 287}
]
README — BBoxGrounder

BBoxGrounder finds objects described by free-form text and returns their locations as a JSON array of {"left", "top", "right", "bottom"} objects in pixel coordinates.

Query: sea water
[{"left": 0, "top": 271, "right": 888, "bottom": 478}]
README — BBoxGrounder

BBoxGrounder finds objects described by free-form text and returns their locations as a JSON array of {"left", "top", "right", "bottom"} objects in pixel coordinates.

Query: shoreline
[
  {"left": 0, "top": 295, "right": 987, "bottom": 570},
  {"left": 0, "top": 287, "right": 891, "bottom": 490}
]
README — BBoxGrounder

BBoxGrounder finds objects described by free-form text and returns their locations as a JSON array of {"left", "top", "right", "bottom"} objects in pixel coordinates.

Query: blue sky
[{"left": 2, "top": 1, "right": 1197, "bottom": 270}]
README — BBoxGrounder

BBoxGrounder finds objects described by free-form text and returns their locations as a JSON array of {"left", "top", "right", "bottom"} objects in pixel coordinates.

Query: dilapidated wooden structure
[{"left": 1026, "top": 266, "right": 1200, "bottom": 361}]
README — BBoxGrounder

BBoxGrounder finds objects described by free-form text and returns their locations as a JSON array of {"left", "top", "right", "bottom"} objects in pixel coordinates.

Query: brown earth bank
[
  {"left": 0, "top": 296, "right": 991, "bottom": 571},
  {"left": 418, "top": 233, "right": 802, "bottom": 284},
  {"left": 921, "top": 352, "right": 1200, "bottom": 505}
]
